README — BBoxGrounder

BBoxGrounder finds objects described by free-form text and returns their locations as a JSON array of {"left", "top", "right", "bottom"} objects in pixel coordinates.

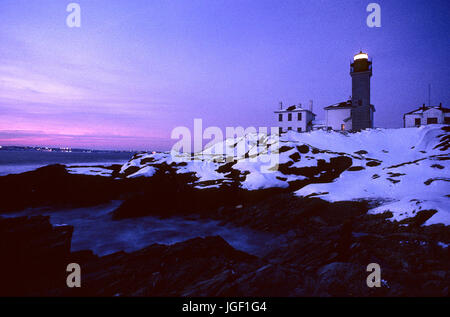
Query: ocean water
[
  {"left": 0, "top": 150, "right": 134, "bottom": 176},
  {"left": 5, "top": 201, "right": 277, "bottom": 257}
]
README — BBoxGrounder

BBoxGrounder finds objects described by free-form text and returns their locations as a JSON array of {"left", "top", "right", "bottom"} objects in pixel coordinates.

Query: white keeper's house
[{"left": 274, "top": 104, "right": 316, "bottom": 133}]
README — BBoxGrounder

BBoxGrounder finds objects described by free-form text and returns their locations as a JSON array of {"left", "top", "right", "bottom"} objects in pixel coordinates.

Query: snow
[
  {"left": 119, "top": 154, "right": 146, "bottom": 174},
  {"left": 66, "top": 166, "right": 113, "bottom": 177},
  {"left": 295, "top": 125, "right": 449, "bottom": 225},
  {"left": 234, "top": 159, "right": 291, "bottom": 190},
  {"left": 175, "top": 160, "right": 224, "bottom": 182},
  {"left": 119, "top": 125, "right": 450, "bottom": 226},
  {"left": 128, "top": 165, "right": 157, "bottom": 178}
]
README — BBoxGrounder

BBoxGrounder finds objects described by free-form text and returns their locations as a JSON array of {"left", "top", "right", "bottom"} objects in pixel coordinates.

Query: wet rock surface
[
  {"left": 1, "top": 197, "right": 448, "bottom": 296},
  {"left": 0, "top": 215, "right": 73, "bottom": 296}
]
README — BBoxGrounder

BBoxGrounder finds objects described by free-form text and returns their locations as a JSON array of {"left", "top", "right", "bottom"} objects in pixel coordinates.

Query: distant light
[{"left": 354, "top": 52, "right": 369, "bottom": 61}]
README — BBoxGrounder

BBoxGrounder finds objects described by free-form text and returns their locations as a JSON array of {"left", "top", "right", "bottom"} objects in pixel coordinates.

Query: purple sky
[{"left": 0, "top": 0, "right": 449, "bottom": 150}]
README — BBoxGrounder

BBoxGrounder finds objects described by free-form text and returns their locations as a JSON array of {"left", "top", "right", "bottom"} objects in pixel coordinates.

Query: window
[
  {"left": 288, "top": 127, "right": 292, "bottom": 131},
  {"left": 341, "top": 124, "right": 345, "bottom": 131},
  {"left": 298, "top": 112, "right": 302, "bottom": 121},
  {"left": 445, "top": 117, "right": 450, "bottom": 124},
  {"left": 427, "top": 117, "right": 438, "bottom": 124},
  {"left": 414, "top": 118, "right": 421, "bottom": 126},
  {"left": 279, "top": 127, "right": 282, "bottom": 134},
  {"left": 288, "top": 113, "right": 292, "bottom": 121},
  {"left": 297, "top": 127, "right": 302, "bottom": 132},
  {"left": 278, "top": 114, "right": 283, "bottom": 122}
]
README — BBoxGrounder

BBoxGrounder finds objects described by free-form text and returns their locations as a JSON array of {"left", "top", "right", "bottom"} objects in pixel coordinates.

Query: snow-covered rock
[
  {"left": 119, "top": 125, "right": 450, "bottom": 225},
  {"left": 66, "top": 166, "right": 114, "bottom": 177}
]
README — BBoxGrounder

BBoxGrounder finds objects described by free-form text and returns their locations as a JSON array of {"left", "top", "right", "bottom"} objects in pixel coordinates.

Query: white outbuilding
[{"left": 403, "top": 104, "right": 450, "bottom": 127}]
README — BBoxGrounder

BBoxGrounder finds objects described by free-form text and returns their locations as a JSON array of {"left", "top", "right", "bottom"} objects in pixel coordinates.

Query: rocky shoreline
[{"left": 0, "top": 165, "right": 449, "bottom": 296}]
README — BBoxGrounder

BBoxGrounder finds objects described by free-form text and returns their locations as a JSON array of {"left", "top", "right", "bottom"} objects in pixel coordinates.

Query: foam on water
[{"left": 5, "top": 201, "right": 276, "bottom": 257}]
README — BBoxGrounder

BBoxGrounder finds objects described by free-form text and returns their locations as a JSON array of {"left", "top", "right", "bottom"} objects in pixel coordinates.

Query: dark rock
[
  {"left": 366, "top": 161, "right": 381, "bottom": 167},
  {"left": 315, "top": 262, "right": 367, "bottom": 296},
  {"left": 0, "top": 164, "right": 134, "bottom": 213},
  {"left": 65, "top": 236, "right": 262, "bottom": 297},
  {"left": 387, "top": 178, "right": 401, "bottom": 184},
  {"left": 347, "top": 166, "right": 365, "bottom": 171},
  {"left": 140, "top": 157, "right": 155, "bottom": 165},
  {"left": 289, "top": 152, "right": 301, "bottom": 162},
  {"left": 296, "top": 145, "right": 310, "bottom": 154},
  {"left": 0, "top": 215, "right": 73, "bottom": 296},
  {"left": 1, "top": 196, "right": 449, "bottom": 297},
  {"left": 278, "top": 146, "right": 293, "bottom": 153},
  {"left": 399, "top": 209, "right": 437, "bottom": 227}
]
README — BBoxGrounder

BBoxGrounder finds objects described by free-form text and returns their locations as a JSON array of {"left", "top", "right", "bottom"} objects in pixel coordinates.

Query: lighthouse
[
  {"left": 324, "top": 51, "right": 375, "bottom": 131},
  {"left": 350, "top": 51, "right": 375, "bottom": 130},
  {"left": 351, "top": 52, "right": 372, "bottom": 107}
]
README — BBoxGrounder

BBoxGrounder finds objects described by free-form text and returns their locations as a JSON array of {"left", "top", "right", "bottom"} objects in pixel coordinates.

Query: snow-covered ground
[
  {"left": 292, "top": 126, "right": 449, "bottom": 225},
  {"left": 118, "top": 125, "right": 449, "bottom": 225}
]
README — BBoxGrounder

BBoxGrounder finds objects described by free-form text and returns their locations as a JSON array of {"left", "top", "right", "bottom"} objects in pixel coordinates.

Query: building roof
[
  {"left": 324, "top": 100, "right": 376, "bottom": 112},
  {"left": 324, "top": 100, "right": 353, "bottom": 110},
  {"left": 274, "top": 105, "right": 316, "bottom": 116},
  {"left": 404, "top": 105, "right": 450, "bottom": 115}
]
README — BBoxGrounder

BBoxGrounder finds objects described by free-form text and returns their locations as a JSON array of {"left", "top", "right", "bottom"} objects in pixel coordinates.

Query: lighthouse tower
[{"left": 350, "top": 51, "right": 375, "bottom": 130}]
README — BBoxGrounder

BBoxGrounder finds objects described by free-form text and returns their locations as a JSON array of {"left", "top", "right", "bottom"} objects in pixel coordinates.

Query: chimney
[
  {"left": 309, "top": 100, "right": 313, "bottom": 112},
  {"left": 439, "top": 102, "right": 442, "bottom": 108},
  {"left": 279, "top": 101, "right": 283, "bottom": 110}
]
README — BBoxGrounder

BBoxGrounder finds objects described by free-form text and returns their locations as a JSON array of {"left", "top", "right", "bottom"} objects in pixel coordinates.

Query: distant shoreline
[
  {"left": 0, "top": 150, "right": 134, "bottom": 176},
  {"left": 0, "top": 145, "right": 137, "bottom": 153}
]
